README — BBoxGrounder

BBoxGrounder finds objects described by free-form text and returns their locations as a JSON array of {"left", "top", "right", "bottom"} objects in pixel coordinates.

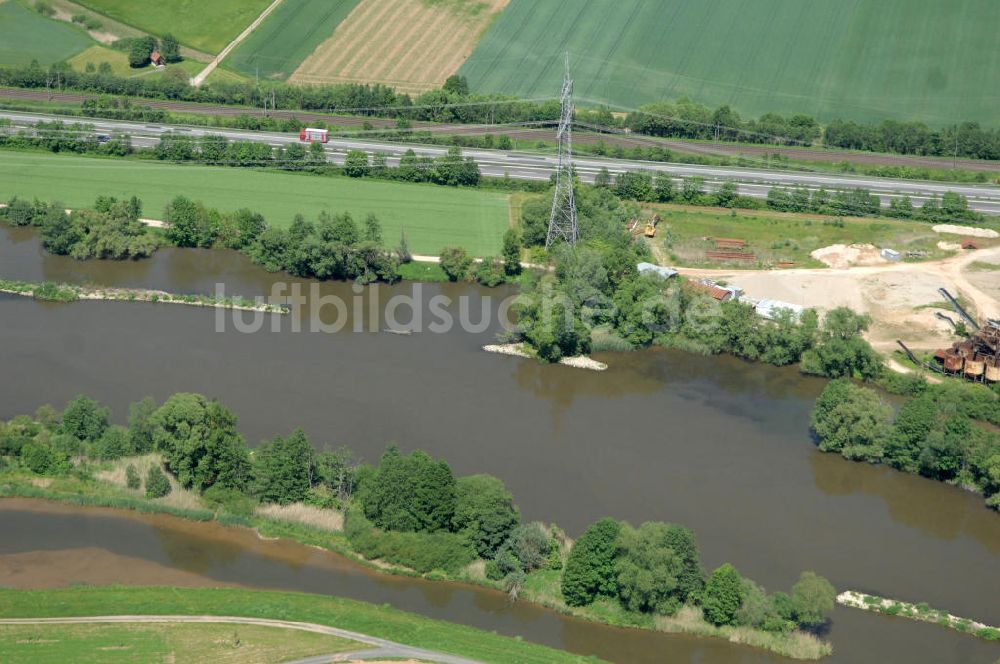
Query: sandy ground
[{"left": 680, "top": 245, "right": 1000, "bottom": 351}]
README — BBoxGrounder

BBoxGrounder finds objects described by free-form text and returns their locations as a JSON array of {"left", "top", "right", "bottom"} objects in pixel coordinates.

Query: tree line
[
  {"left": 2, "top": 62, "right": 998, "bottom": 161},
  {"left": 0, "top": 391, "right": 836, "bottom": 636},
  {"left": 811, "top": 379, "right": 1000, "bottom": 511}
]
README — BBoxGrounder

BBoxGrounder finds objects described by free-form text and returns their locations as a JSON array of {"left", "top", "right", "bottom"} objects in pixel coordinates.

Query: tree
[
  {"left": 442, "top": 74, "right": 469, "bottom": 96},
  {"left": 790, "top": 571, "right": 835, "bottom": 628},
  {"left": 663, "top": 524, "right": 704, "bottom": 600},
  {"left": 160, "top": 33, "right": 181, "bottom": 63},
  {"left": 128, "top": 36, "right": 156, "bottom": 68},
  {"left": 343, "top": 149, "right": 369, "bottom": 177},
  {"left": 164, "top": 196, "right": 218, "bottom": 248},
  {"left": 39, "top": 206, "right": 78, "bottom": 255},
  {"left": 94, "top": 425, "right": 130, "bottom": 460},
  {"left": 361, "top": 447, "right": 457, "bottom": 533},
  {"left": 653, "top": 173, "right": 675, "bottom": 202},
  {"left": 397, "top": 230, "right": 412, "bottom": 263},
  {"left": 254, "top": 428, "right": 314, "bottom": 504},
  {"left": 149, "top": 393, "right": 251, "bottom": 492},
  {"left": 453, "top": 474, "right": 520, "bottom": 557},
  {"left": 363, "top": 213, "right": 382, "bottom": 244},
  {"left": 127, "top": 397, "right": 157, "bottom": 454},
  {"left": 125, "top": 463, "right": 141, "bottom": 490},
  {"left": 500, "top": 522, "right": 550, "bottom": 572},
  {"left": 561, "top": 517, "right": 622, "bottom": 606},
  {"left": 810, "top": 380, "right": 892, "bottom": 461},
  {"left": 594, "top": 167, "right": 612, "bottom": 189},
  {"left": 62, "top": 395, "right": 109, "bottom": 442},
  {"left": 439, "top": 246, "right": 473, "bottom": 281},
  {"left": 145, "top": 464, "right": 172, "bottom": 498},
  {"left": 616, "top": 522, "right": 685, "bottom": 615},
  {"left": 702, "top": 563, "right": 744, "bottom": 626},
  {"left": 502, "top": 228, "right": 522, "bottom": 276}
]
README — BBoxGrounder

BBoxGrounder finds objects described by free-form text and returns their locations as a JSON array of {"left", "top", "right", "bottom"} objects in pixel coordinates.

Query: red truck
[{"left": 299, "top": 127, "right": 329, "bottom": 143}]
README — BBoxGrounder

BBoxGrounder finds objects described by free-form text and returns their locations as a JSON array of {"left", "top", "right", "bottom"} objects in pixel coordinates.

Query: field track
[
  {"left": 290, "top": 0, "right": 508, "bottom": 95},
  {"left": 461, "top": 0, "right": 1000, "bottom": 126},
  {"left": 3, "top": 88, "right": 998, "bottom": 175}
]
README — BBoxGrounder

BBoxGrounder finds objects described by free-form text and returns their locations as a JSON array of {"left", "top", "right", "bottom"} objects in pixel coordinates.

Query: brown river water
[{"left": 1, "top": 225, "right": 999, "bottom": 663}]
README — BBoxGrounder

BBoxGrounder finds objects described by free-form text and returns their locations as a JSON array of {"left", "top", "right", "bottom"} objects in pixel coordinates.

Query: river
[{"left": 1, "top": 225, "right": 998, "bottom": 663}]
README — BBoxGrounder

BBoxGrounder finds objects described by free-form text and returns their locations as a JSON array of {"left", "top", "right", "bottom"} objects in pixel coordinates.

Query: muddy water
[{"left": 1, "top": 226, "right": 999, "bottom": 663}]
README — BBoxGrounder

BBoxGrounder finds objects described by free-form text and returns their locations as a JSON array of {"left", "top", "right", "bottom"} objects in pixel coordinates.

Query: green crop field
[
  {"left": 461, "top": 0, "right": 1000, "bottom": 126},
  {"left": 72, "top": 0, "right": 272, "bottom": 53},
  {"left": 228, "top": 0, "right": 360, "bottom": 81},
  {"left": 0, "top": 1, "right": 93, "bottom": 67},
  {"left": 0, "top": 152, "right": 509, "bottom": 256}
]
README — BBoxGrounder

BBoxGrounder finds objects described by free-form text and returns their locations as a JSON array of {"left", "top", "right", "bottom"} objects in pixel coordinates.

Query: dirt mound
[
  {"left": 810, "top": 244, "right": 886, "bottom": 269},
  {"left": 937, "top": 241, "right": 962, "bottom": 251},
  {"left": 933, "top": 224, "right": 999, "bottom": 239}
]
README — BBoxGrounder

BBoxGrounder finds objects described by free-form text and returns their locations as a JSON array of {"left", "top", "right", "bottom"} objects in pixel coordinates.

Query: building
[
  {"left": 693, "top": 279, "right": 743, "bottom": 302},
  {"left": 150, "top": 50, "right": 165, "bottom": 67},
  {"left": 637, "top": 262, "right": 678, "bottom": 280},
  {"left": 880, "top": 248, "right": 902, "bottom": 262},
  {"left": 755, "top": 299, "right": 805, "bottom": 321}
]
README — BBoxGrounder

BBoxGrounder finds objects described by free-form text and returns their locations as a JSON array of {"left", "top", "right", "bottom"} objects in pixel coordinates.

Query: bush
[
  {"left": 145, "top": 465, "right": 172, "bottom": 499},
  {"left": 21, "top": 441, "right": 68, "bottom": 475},
  {"left": 345, "top": 508, "right": 475, "bottom": 574},
  {"left": 125, "top": 464, "right": 141, "bottom": 490},
  {"left": 439, "top": 246, "right": 473, "bottom": 281},
  {"left": 500, "top": 522, "right": 550, "bottom": 572},
  {"left": 202, "top": 485, "right": 256, "bottom": 518}
]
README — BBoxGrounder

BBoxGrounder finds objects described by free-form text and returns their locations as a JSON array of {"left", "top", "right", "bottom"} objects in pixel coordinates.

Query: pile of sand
[
  {"left": 810, "top": 244, "right": 886, "bottom": 269},
  {"left": 933, "top": 224, "right": 999, "bottom": 239},
  {"left": 937, "top": 241, "right": 962, "bottom": 251}
]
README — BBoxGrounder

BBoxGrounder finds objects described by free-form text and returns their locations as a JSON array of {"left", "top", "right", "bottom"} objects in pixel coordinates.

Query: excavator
[{"left": 643, "top": 215, "right": 660, "bottom": 238}]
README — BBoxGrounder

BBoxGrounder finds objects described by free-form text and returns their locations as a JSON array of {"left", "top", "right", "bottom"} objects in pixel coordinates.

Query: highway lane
[{"left": 5, "top": 110, "right": 1000, "bottom": 215}]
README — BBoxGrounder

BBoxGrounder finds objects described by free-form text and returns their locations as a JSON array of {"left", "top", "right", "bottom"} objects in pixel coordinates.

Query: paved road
[
  {"left": 0, "top": 615, "right": 483, "bottom": 664},
  {"left": 4, "top": 110, "right": 1000, "bottom": 215}
]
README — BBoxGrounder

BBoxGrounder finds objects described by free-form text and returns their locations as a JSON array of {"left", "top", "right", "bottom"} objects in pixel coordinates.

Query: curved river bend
[{"left": 1, "top": 226, "right": 998, "bottom": 663}]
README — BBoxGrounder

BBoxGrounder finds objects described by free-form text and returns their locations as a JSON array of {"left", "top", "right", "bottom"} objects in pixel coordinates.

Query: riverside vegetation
[
  {"left": 0, "top": 393, "right": 837, "bottom": 660},
  {"left": 810, "top": 378, "right": 1000, "bottom": 511}
]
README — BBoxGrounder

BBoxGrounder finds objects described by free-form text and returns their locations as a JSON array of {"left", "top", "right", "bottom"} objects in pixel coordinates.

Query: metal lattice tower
[{"left": 546, "top": 53, "right": 578, "bottom": 248}]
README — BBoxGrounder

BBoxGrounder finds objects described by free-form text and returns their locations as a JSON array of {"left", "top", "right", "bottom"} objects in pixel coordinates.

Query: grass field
[
  {"left": 461, "top": 0, "right": 1000, "bottom": 126},
  {"left": 67, "top": 44, "right": 207, "bottom": 79},
  {"left": 289, "top": 0, "right": 509, "bottom": 94},
  {"left": 0, "top": 622, "right": 359, "bottom": 664},
  {"left": 0, "top": 587, "right": 596, "bottom": 664},
  {"left": 0, "top": 151, "right": 510, "bottom": 255},
  {"left": 645, "top": 204, "right": 962, "bottom": 268},
  {"left": 71, "top": 0, "right": 272, "bottom": 53},
  {"left": 0, "top": 0, "right": 93, "bottom": 67},
  {"left": 228, "top": 0, "right": 360, "bottom": 81}
]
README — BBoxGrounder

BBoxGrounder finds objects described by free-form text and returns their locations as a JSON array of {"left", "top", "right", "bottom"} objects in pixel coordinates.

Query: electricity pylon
[{"left": 545, "top": 53, "right": 578, "bottom": 248}]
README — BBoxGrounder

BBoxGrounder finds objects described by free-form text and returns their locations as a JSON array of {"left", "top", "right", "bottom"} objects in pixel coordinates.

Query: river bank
[
  {"left": 0, "top": 470, "right": 830, "bottom": 661},
  {"left": 0, "top": 278, "right": 286, "bottom": 314}
]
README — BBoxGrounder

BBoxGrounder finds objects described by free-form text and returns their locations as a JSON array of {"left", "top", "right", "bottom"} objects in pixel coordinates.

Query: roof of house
[
  {"left": 756, "top": 299, "right": 805, "bottom": 320},
  {"left": 637, "top": 262, "right": 678, "bottom": 279},
  {"left": 691, "top": 282, "right": 734, "bottom": 301}
]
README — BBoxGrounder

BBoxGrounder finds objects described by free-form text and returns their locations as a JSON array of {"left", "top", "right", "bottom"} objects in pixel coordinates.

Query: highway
[{"left": 4, "top": 110, "right": 1000, "bottom": 215}]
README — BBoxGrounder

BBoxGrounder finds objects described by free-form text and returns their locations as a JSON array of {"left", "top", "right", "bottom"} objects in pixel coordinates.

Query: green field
[
  {"left": 460, "top": 0, "right": 1000, "bottom": 126},
  {"left": 0, "top": 152, "right": 509, "bottom": 255},
  {"left": 72, "top": 0, "right": 272, "bottom": 53},
  {"left": 0, "top": 587, "right": 595, "bottom": 664},
  {"left": 0, "top": 1, "right": 93, "bottom": 67},
  {"left": 228, "top": 0, "right": 360, "bottom": 81},
  {"left": 0, "top": 622, "right": 358, "bottom": 663}
]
